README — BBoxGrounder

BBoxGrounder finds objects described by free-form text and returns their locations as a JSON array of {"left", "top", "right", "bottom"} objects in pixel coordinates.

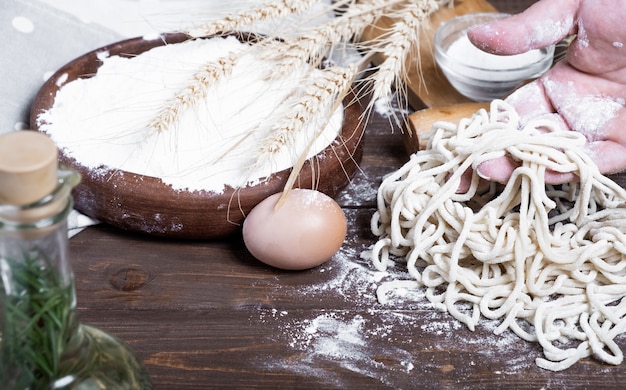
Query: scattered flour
[
  {"left": 254, "top": 210, "right": 539, "bottom": 387},
  {"left": 373, "top": 92, "right": 411, "bottom": 129},
  {"left": 576, "top": 19, "right": 589, "bottom": 48},
  {"left": 541, "top": 77, "right": 624, "bottom": 140},
  {"left": 530, "top": 19, "right": 570, "bottom": 48}
]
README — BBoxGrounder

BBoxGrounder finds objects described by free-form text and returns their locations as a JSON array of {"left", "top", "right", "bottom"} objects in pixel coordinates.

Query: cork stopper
[{"left": 0, "top": 131, "right": 58, "bottom": 206}]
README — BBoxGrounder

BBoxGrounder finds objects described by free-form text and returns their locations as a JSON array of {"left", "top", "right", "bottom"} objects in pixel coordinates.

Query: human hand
[{"left": 462, "top": 0, "right": 626, "bottom": 188}]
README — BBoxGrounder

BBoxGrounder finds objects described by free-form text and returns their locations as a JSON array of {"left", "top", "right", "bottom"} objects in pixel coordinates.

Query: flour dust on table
[{"left": 253, "top": 235, "right": 541, "bottom": 388}]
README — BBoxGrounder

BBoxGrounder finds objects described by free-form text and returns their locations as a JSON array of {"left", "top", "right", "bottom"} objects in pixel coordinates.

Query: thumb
[{"left": 467, "top": 0, "right": 579, "bottom": 55}]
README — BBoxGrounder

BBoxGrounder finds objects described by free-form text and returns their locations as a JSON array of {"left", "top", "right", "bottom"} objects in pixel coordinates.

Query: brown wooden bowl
[{"left": 30, "top": 33, "right": 365, "bottom": 239}]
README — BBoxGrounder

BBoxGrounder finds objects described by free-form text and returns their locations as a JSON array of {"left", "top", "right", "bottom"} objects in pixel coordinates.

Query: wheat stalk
[
  {"left": 144, "top": 0, "right": 452, "bottom": 200},
  {"left": 268, "top": 0, "right": 454, "bottom": 205},
  {"left": 274, "top": 64, "right": 359, "bottom": 209},
  {"left": 259, "top": 0, "right": 404, "bottom": 78},
  {"left": 148, "top": 53, "right": 237, "bottom": 133},
  {"left": 157, "top": 0, "right": 449, "bottom": 134},
  {"left": 366, "top": 0, "right": 440, "bottom": 107},
  {"left": 186, "top": 0, "right": 319, "bottom": 38},
  {"left": 255, "top": 64, "right": 359, "bottom": 172}
]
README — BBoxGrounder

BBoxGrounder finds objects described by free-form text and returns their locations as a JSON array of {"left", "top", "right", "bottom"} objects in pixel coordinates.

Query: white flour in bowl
[{"left": 37, "top": 35, "right": 343, "bottom": 193}]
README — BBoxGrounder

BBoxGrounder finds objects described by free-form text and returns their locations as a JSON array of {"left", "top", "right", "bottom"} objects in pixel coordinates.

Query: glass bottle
[{"left": 0, "top": 131, "right": 151, "bottom": 389}]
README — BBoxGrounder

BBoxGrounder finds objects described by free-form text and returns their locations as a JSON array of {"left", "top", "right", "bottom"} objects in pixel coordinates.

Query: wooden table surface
[{"left": 69, "top": 1, "right": 626, "bottom": 388}]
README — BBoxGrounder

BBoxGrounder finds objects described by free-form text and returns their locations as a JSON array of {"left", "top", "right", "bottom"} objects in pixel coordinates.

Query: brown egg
[{"left": 242, "top": 189, "right": 347, "bottom": 270}]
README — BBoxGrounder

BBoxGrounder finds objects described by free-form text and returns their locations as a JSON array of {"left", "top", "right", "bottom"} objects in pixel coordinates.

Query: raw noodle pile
[{"left": 370, "top": 100, "right": 626, "bottom": 371}]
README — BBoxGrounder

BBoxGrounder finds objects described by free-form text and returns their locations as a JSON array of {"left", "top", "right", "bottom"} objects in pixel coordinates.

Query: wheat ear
[
  {"left": 259, "top": 0, "right": 404, "bottom": 78},
  {"left": 256, "top": 64, "right": 359, "bottom": 169},
  {"left": 148, "top": 53, "right": 237, "bottom": 133},
  {"left": 186, "top": 0, "right": 319, "bottom": 38},
  {"left": 366, "top": 0, "right": 442, "bottom": 108},
  {"left": 273, "top": 64, "right": 359, "bottom": 210}
]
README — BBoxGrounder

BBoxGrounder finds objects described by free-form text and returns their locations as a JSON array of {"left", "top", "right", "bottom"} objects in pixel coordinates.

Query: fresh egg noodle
[{"left": 369, "top": 99, "right": 626, "bottom": 371}]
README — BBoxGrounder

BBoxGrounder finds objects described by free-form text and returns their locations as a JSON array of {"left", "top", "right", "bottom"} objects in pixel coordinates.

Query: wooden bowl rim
[{"left": 30, "top": 32, "right": 366, "bottom": 239}]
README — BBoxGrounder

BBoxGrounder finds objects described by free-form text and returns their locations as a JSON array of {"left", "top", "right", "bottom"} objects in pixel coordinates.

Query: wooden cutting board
[
  {"left": 403, "top": 102, "right": 489, "bottom": 154},
  {"left": 362, "top": 0, "right": 497, "bottom": 109}
]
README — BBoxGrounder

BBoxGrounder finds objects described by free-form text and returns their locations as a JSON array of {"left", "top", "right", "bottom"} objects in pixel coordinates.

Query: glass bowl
[{"left": 434, "top": 12, "right": 555, "bottom": 102}]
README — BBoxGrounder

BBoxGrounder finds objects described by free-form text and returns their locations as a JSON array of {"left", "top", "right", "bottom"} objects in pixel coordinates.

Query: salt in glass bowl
[{"left": 434, "top": 12, "right": 555, "bottom": 102}]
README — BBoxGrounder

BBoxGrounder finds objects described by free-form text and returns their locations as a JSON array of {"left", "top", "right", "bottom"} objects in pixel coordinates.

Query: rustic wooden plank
[
  {"left": 71, "top": 209, "right": 377, "bottom": 312},
  {"left": 76, "top": 298, "right": 626, "bottom": 388},
  {"left": 72, "top": 208, "right": 626, "bottom": 389}
]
